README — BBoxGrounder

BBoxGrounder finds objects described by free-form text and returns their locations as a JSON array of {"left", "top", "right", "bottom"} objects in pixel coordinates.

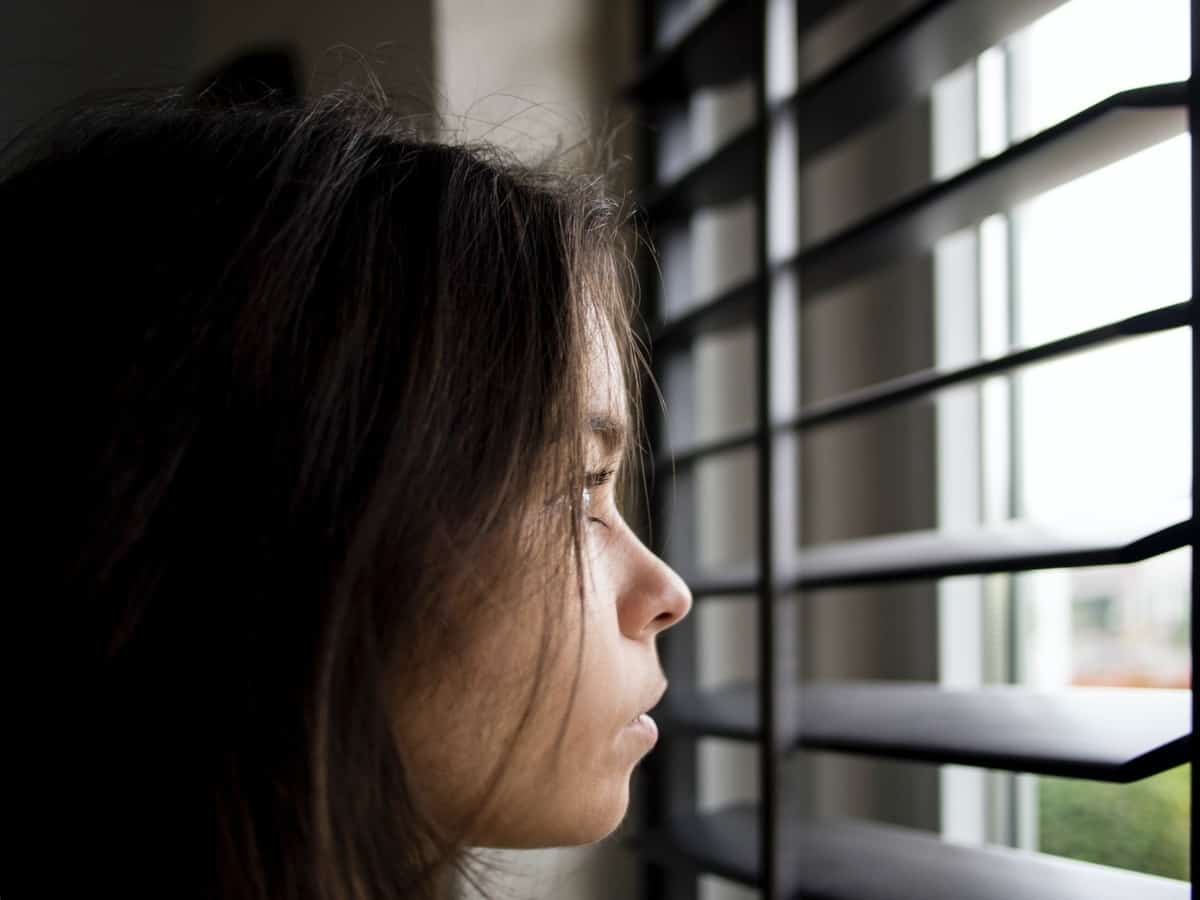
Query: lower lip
[{"left": 626, "top": 712, "right": 658, "bottom": 745}]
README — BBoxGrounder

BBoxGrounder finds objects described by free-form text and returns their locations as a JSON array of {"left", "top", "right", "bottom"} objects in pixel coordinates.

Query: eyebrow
[{"left": 588, "top": 413, "right": 628, "bottom": 460}]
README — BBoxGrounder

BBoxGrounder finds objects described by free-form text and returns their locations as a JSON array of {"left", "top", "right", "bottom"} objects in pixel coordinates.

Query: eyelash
[{"left": 584, "top": 467, "right": 616, "bottom": 529}]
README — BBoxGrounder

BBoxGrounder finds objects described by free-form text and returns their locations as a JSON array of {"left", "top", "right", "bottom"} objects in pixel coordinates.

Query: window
[
  {"left": 932, "top": 0, "right": 1191, "bottom": 879},
  {"left": 629, "top": 1, "right": 1194, "bottom": 898}
]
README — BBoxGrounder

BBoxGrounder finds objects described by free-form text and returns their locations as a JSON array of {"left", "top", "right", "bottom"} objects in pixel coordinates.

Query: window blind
[{"left": 627, "top": 1, "right": 1196, "bottom": 898}]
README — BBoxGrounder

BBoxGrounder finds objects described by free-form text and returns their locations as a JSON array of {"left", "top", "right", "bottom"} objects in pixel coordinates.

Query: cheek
[
  {"left": 545, "top": 587, "right": 643, "bottom": 830},
  {"left": 492, "top": 677, "right": 636, "bottom": 846},
  {"left": 482, "top": 581, "right": 642, "bottom": 846},
  {"left": 396, "top": 552, "right": 642, "bottom": 849},
  {"left": 391, "top": 605, "right": 550, "bottom": 833}
]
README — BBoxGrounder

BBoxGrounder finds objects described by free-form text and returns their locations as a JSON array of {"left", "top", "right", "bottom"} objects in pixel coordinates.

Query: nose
[{"left": 617, "top": 529, "right": 693, "bottom": 640}]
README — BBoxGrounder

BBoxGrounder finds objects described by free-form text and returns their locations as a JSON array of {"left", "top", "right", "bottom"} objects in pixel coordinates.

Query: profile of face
[{"left": 395, "top": 320, "right": 693, "bottom": 850}]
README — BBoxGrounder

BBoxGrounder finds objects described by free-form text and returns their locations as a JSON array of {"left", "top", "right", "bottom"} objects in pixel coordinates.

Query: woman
[{"left": 1, "top": 83, "right": 692, "bottom": 900}]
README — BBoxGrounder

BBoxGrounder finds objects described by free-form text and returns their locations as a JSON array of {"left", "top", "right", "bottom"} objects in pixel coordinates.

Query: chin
[
  {"left": 487, "top": 774, "right": 632, "bottom": 849},
  {"left": 565, "top": 771, "right": 633, "bottom": 846},
  {"left": 560, "top": 795, "right": 630, "bottom": 846}
]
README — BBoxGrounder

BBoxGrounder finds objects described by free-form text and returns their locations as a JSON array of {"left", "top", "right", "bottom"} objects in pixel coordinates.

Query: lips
[{"left": 626, "top": 711, "right": 660, "bottom": 744}]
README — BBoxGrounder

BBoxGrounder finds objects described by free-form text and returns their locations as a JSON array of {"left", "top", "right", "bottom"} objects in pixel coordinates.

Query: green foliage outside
[{"left": 1038, "top": 764, "right": 1190, "bottom": 881}]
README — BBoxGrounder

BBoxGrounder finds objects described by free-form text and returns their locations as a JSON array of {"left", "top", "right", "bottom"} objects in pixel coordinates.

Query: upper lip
[{"left": 633, "top": 680, "right": 668, "bottom": 720}]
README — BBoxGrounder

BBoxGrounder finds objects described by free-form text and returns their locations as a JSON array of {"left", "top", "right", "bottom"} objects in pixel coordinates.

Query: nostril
[{"left": 653, "top": 590, "right": 689, "bottom": 628}]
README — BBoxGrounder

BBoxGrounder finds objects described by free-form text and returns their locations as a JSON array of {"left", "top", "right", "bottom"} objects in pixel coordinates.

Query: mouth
[
  {"left": 625, "top": 680, "right": 668, "bottom": 732},
  {"left": 625, "top": 710, "right": 659, "bottom": 745}
]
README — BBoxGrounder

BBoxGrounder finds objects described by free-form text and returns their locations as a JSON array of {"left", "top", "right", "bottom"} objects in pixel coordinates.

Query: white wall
[{"left": 436, "top": 0, "right": 636, "bottom": 173}]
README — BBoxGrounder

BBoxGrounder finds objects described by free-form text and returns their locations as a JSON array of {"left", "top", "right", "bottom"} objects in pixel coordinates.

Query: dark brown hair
[{"left": 1, "top": 83, "right": 646, "bottom": 900}]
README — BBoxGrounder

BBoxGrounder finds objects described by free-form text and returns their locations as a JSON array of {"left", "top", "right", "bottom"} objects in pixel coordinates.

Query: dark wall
[{"left": 0, "top": 0, "right": 436, "bottom": 149}]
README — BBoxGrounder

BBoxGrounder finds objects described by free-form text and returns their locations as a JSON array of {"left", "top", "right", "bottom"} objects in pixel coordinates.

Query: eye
[
  {"left": 583, "top": 467, "right": 616, "bottom": 530},
  {"left": 586, "top": 466, "right": 616, "bottom": 489}
]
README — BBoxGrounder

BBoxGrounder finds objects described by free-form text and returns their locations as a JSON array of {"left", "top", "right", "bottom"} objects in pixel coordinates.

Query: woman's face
[{"left": 397, "top": 322, "right": 693, "bottom": 849}]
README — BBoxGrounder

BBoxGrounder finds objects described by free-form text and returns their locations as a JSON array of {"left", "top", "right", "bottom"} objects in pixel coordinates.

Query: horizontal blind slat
[
  {"left": 785, "top": 82, "right": 1187, "bottom": 296},
  {"left": 660, "top": 682, "right": 1192, "bottom": 781},
  {"left": 778, "top": 0, "right": 1060, "bottom": 165},
  {"left": 649, "top": 85, "right": 1186, "bottom": 344},
  {"left": 654, "top": 299, "right": 1192, "bottom": 469},
  {"left": 634, "top": 805, "right": 1190, "bottom": 898},
  {"left": 675, "top": 515, "right": 1190, "bottom": 595},
  {"left": 627, "top": 0, "right": 847, "bottom": 102}
]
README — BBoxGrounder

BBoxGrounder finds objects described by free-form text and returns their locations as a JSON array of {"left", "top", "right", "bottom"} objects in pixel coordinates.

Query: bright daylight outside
[{"left": 935, "top": 0, "right": 1190, "bottom": 880}]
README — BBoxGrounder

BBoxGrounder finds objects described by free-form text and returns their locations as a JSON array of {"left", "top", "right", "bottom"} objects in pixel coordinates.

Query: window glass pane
[
  {"left": 1014, "top": 551, "right": 1191, "bottom": 692},
  {"left": 1014, "top": 134, "right": 1190, "bottom": 346},
  {"left": 1015, "top": 328, "right": 1191, "bottom": 524},
  {"left": 1002, "top": 1, "right": 1193, "bottom": 876},
  {"left": 1036, "top": 765, "right": 1190, "bottom": 880},
  {"left": 1012, "top": 0, "right": 1189, "bottom": 142}
]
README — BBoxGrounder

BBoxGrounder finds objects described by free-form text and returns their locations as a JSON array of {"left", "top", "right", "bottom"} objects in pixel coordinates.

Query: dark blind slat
[
  {"left": 628, "top": 0, "right": 848, "bottom": 102},
  {"left": 680, "top": 562, "right": 759, "bottom": 599},
  {"left": 787, "top": 516, "right": 1191, "bottom": 589},
  {"left": 634, "top": 0, "right": 1198, "bottom": 895},
  {"left": 677, "top": 515, "right": 1189, "bottom": 596},
  {"left": 661, "top": 682, "right": 1192, "bottom": 781},
  {"left": 789, "top": 300, "right": 1194, "bottom": 431},
  {"left": 644, "top": 124, "right": 761, "bottom": 221},
  {"left": 780, "top": 0, "right": 1064, "bottom": 165},
  {"left": 627, "top": 0, "right": 757, "bottom": 102},
  {"left": 636, "top": 806, "right": 1190, "bottom": 899},
  {"left": 787, "top": 82, "right": 1187, "bottom": 296},
  {"left": 651, "top": 274, "right": 757, "bottom": 348},
  {"left": 649, "top": 86, "right": 1186, "bottom": 347},
  {"left": 655, "top": 300, "right": 1192, "bottom": 471}
]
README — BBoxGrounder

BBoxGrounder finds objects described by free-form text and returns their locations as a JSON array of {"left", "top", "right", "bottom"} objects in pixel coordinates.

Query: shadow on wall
[{"left": 0, "top": 0, "right": 439, "bottom": 150}]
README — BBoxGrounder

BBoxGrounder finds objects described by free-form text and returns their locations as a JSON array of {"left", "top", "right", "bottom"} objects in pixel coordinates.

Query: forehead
[
  {"left": 588, "top": 413, "right": 626, "bottom": 458},
  {"left": 583, "top": 316, "right": 628, "bottom": 456}
]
